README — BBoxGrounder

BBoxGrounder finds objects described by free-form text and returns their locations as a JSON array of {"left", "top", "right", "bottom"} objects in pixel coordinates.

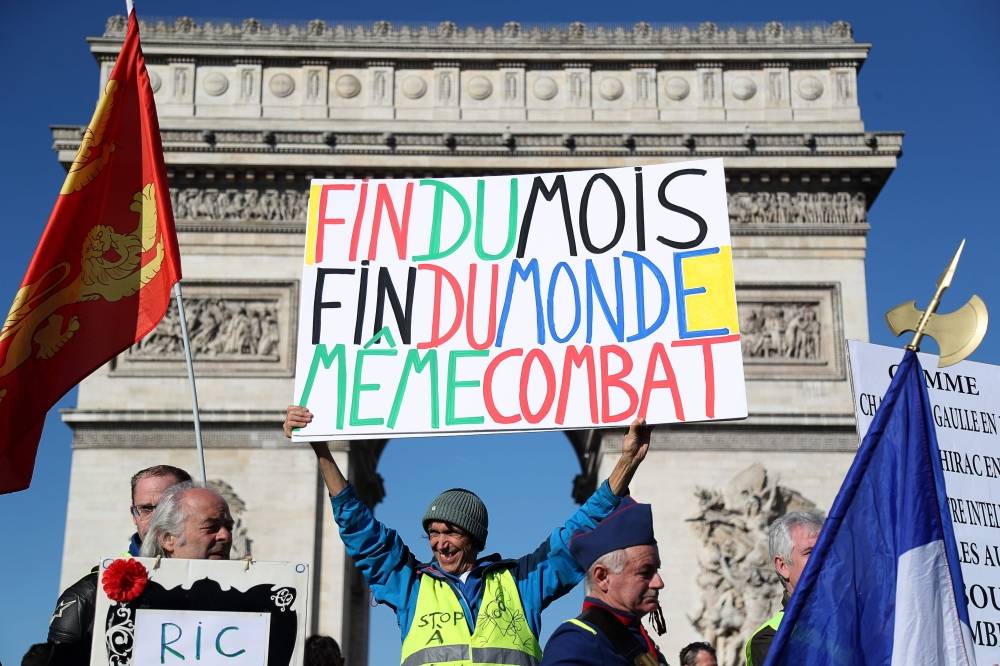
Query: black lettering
[
  {"left": 634, "top": 167, "right": 646, "bottom": 251},
  {"left": 425, "top": 629, "right": 444, "bottom": 646},
  {"left": 353, "top": 260, "right": 370, "bottom": 344},
  {"left": 945, "top": 373, "right": 963, "bottom": 392},
  {"left": 518, "top": 175, "right": 577, "bottom": 257},
  {"left": 579, "top": 173, "right": 626, "bottom": 254},
  {"left": 655, "top": 168, "right": 708, "bottom": 249},
  {"left": 960, "top": 540, "right": 979, "bottom": 565},
  {"left": 972, "top": 620, "right": 998, "bottom": 647},
  {"left": 967, "top": 375, "right": 980, "bottom": 395},
  {"left": 373, "top": 266, "right": 416, "bottom": 344},
  {"left": 924, "top": 369, "right": 944, "bottom": 391},
  {"left": 312, "top": 268, "right": 355, "bottom": 345}
]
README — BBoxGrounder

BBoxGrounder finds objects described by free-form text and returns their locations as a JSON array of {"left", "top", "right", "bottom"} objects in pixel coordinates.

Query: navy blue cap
[{"left": 569, "top": 497, "right": 656, "bottom": 570}]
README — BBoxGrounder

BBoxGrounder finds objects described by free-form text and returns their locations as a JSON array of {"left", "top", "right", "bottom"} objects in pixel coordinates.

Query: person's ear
[
  {"left": 774, "top": 555, "right": 790, "bottom": 582},
  {"left": 592, "top": 564, "right": 612, "bottom": 592},
  {"left": 161, "top": 533, "right": 176, "bottom": 555}
]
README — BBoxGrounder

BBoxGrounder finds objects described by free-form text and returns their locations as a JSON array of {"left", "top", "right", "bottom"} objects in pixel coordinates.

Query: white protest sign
[
  {"left": 133, "top": 609, "right": 270, "bottom": 665},
  {"left": 90, "top": 558, "right": 308, "bottom": 666},
  {"left": 292, "top": 160, "right": 747, "bottom": 440},
  {"left": 848, "top": 340, "right": 1000, "bottom": 660}
]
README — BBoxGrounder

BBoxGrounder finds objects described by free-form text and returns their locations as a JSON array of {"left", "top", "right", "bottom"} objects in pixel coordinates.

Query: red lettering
[
  {"left": 316, "top": 183, "right": 355, "bottom": 263},
  {"left": 465, "top": 264, "right": 499, "bottom": 350},
  {"left": 600, "top": 345, "right": 638, "bottom": 423},
  {"left": 671, "top": 334, "right": 740, "bottom": 418},
  {"left": 416, "top": 264, "right": 463, "bottom": 349},
  {"left": 483, "top": 349, "right": 523, "bottom": 424},
  {"left": 555, "top": 345, "right": 597, "bottom": 425},
  {"left": 368, "top": 182, "right": 413, "bottom": 260},
  {"left": 348, "top": 179, "right": 369, "bottom": 261},
  {"left": 519, "top": 350, "right": 556, "bottom": 424},
  {"left": 639, "top": 343, "right": 685, "bottom": 422}
]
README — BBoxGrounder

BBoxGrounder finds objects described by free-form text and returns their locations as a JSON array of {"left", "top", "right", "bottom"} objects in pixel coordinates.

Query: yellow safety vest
[
  {"left": 400, "top": 568, "right": 542, "bottom": 666},
  {"left": 744, "top": 610, "right": 783, "bottom": 666}
]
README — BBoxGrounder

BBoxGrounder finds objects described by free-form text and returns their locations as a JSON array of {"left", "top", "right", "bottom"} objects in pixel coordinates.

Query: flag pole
[{"left": 173, "top": 282, "right": 207, "bottom": 484}]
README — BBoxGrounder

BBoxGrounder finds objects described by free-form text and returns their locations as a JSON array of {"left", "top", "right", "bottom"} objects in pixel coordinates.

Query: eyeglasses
[{"left": 130, "top": 504, "right": 157, "bottom": 518}]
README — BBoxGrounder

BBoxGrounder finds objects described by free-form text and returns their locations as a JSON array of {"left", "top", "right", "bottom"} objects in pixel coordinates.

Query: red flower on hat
[{"left": 101, "top": 559, "right": 149, "bottom": 603}]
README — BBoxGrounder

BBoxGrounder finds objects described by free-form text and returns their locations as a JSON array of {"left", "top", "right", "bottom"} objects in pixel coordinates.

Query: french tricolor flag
[{"left": 765, "top": 350, "right": 977, "bottom": 665}]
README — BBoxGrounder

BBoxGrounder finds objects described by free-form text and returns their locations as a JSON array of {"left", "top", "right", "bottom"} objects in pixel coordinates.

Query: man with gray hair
[
  {"left": 141, "top": 482, "right": 234, "bottom": 560},
  {"left": 743, "top": 510, "right": 825, "bottom": 666},
  {"left": 45, "top": 463, "right": 191, "bottom": 666},
  {"left": 542, "top": 497, "right": 667, "bottom": 665}
]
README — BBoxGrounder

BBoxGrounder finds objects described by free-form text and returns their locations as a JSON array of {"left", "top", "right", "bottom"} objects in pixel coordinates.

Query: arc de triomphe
[{"left": 55, "top": 18, "right": 900, "bottom": 665}]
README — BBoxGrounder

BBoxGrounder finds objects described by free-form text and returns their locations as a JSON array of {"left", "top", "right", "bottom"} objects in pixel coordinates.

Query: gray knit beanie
[{"left": 422, "top": 488, "right": 488, "bottom": 550}]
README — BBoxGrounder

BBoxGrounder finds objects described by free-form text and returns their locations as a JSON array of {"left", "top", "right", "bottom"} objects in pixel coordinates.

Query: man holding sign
[{"left": 286, "top": 408, "right": 651, "bottom": 665}]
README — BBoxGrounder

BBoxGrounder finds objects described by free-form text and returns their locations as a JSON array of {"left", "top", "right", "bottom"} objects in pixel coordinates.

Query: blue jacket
[
  {"left": 330, "top": 480, "right": 622, "bottom": 639},
  {"left": 541, "top": 597, "right": 667, "bottom": 665}
]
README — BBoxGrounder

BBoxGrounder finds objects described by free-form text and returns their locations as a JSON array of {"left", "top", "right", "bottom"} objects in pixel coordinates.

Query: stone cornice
[
  {"left": 100, "top": 18, "right": 856, "bottom": 48},
  {"left": 52, "top": 126, "right": 903, "bottom": 160}
]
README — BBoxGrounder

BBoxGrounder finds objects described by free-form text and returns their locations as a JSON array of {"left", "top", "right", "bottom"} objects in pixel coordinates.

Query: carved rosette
[{"left": 687, "top": 464, "right": 817, "bottom": 666}]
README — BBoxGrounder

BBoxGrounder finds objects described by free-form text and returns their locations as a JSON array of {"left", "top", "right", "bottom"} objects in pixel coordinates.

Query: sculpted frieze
[
  {"left": 688, "top": 463, "right": 817, "bottom": 666},
  {"left": 170, "top": 187, "right": 308, "bottom": 223},
  {"left": 728, "top": 191, "right": 867, "bottom": 226},
  {"left": 130, "top": 297, "right": 281, "bottom": 360},
  {"left": 104, "top": 17, "right": 854, "bottom": 46},
  {"left": 740, "top": 302, "right": 821, "bottom": 361}
]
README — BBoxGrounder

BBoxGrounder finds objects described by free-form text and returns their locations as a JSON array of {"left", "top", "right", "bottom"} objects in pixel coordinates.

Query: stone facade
[{"left": 56, "top": 18, "right": 900, "bottom": 665}]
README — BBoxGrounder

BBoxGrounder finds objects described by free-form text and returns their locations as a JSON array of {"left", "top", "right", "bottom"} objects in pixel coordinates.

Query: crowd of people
[{"left": 21, "top": 409, "right": 824, "bottom": 666}]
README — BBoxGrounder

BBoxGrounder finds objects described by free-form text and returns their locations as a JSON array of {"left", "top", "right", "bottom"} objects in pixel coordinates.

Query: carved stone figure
[
  {"left": 688, "top": 464, "right": 817, "bottom": 666},
  {"left": 169, "top": 187, "right": 308, "bottom": 223},
  {"left": 727, "top": 191, "right": 867, "bottom": 226},
  {"left": 131, "top": 297, "right": 281, "bottom": 360},
  {"left": 739, "top": 302, "right": 821, "bottom": 361}
]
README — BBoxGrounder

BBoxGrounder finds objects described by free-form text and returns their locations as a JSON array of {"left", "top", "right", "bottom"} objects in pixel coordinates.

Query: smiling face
[
  {"left": 161, "top": 488, "right": 233, "bottom": 560},
  {"left": 131, "top": 473, "right": 183, "bottom": 539},
  {"left": 599, "top": 545, "right": 664, "bottom": 616},
  {"left": 426, "top": 521, "right": 478, "bottom": 575}
]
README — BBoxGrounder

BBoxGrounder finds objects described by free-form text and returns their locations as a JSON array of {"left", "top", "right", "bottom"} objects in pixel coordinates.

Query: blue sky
[{"left": 1, "top": 1, "right": 998, "bottom": 665}]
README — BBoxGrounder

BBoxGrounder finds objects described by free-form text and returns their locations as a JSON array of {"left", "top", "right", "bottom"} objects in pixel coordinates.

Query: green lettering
[
  {"left": 446, "top": 350, "right": 488, "bottom": 426},
  {"left": 298, "top": 344, "right": 347, "bottom": 429},
  {"left": 412, "top": 179, "right": 471, "bottom": 261},
  {"left": 160, "top": 622, "right": 184, "bottom": 663},
  {"left": 388, "top": 348, "right": 440, "bottom": 429},
  {"left": 474, "top": 178, "right": 518, "bottom": 261},
  {"left": 350, "top": 348, "right": 396, "bottom": 426},
  {"left": 215, "top": 626, "right": 246, "bottom": 658}
]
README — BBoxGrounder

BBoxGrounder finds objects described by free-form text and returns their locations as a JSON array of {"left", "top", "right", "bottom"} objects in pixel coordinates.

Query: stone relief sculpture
[
  {"left": 504, "top": 72, "right": 518, "bottom": 101},
  {"left": 702, "top": 71, "right": 716, "bottom": 101},
  {"left": 240, "top": 69, "right": 254, "bottom": 102},
  {"left": 173, "top": 68, "right": 187, "bottom": 99},
  {"left": 107, "top": 17, "right": 857, "bottom": 46},
  {"left": 739, "top": 303, "right": 821, "bottom": 360},
  {"left": 307, "top": 70, "right": 320, "bottom": 100},
  {"left": 170, "top": 187, "right": 308, "bottom": 223},
  {"left": 688, "top": 464, "right": 817, "bottom": 666},
  {"left": 130, "top": 297, "right": 280, "bottom": 359},
  {"left": 727, "top": 191, "right": 866, "bottom": 226},
  {"left": 438, "top": 71, "right": 453, "bottom": 102},
  {"left": 208, "top": 479, "right": 253, "bottom": 559}
]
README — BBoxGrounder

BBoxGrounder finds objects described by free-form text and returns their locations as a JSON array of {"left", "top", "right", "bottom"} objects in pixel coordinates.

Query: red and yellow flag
[{"left": 0, "top": 9, "right": 180, "bottom": 493}]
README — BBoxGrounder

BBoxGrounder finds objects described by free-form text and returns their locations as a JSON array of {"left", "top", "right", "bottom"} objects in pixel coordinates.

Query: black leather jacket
[{"left": 45, "top": 568, "right": 98, "bottom": 665}]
